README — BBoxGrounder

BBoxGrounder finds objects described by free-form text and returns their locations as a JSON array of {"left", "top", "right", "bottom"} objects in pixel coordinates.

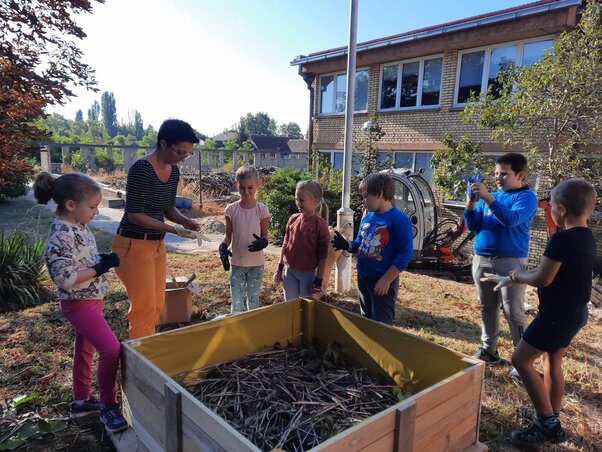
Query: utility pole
[{"left": 335, "top": 0, "right": 358, "bottom": 292}]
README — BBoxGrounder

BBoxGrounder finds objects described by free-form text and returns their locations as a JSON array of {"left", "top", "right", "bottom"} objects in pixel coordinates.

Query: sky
[{"left": 50, "top": 0, "right": 531, "bottom": 137}]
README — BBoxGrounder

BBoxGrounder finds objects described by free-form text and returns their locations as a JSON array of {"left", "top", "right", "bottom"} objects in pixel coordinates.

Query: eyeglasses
[{"left": 169, "top": 146, "right": 192, "bottom": 159}]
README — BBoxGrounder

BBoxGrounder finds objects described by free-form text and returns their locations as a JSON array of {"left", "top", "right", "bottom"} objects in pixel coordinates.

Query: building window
[
  {"left": 455, "top": 37, "right": 553, "bottom": 105},
  {"left": 379, "top": 55, "right": 443, "bottom": 111},
  {"left": 319, "top": 69, "right": 369, "bottom": 115}
]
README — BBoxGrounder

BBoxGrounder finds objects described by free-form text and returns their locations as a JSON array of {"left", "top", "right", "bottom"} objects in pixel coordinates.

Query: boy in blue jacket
[
  {"left": 332, "top": 173, "right": 414, "bottom": 325},
  {"left": 465, "top": 153, "right": 538, "bottom": 368}
]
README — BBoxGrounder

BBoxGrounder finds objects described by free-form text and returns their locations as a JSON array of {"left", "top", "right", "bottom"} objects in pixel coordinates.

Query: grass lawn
[{"left": 0, "top": 199, "right": 600, "bottom": 450}]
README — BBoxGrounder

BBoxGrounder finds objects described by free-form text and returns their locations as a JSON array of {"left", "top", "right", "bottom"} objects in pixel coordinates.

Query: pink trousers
[{"left": 60, "top": 299, "right": 121, "bottom": 405}]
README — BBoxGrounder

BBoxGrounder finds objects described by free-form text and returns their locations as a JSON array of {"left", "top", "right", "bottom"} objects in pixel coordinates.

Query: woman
[{"left": 112, "top": 119, "right": 200, "bottom": 339}]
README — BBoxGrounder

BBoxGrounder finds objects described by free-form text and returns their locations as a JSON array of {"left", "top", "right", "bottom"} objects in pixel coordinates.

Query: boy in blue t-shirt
[
  {"left": 465, "top": 153, "right": 538, "bottom": 368},
  {"left": 332, "top": 173, "right": 414, "bottom": 325},
  {"left": 482, "top": 178, "right": 596, "bottom": 446}
]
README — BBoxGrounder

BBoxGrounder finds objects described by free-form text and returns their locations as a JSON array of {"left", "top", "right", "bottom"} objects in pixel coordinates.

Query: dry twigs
[{"left": 179, "top": 343, "right": 405, "bottom": 451}]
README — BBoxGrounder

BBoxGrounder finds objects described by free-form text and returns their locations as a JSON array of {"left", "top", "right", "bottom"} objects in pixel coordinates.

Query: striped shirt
[{"left": 119, "top": 159, "right": 179, "bottom": 234}]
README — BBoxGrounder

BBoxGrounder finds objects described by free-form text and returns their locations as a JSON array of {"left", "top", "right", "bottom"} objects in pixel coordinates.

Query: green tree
[
  {"left": 430, "top": 134, "right": 491, "bottom": 200},
  {"left": 87, "top": 100, "right": 100, "bottom": 121},
  {"left": 463, "top": 1, "right": 602, "bottom": 194},
  {"left": 100, "top": 91, "right": 118, "bottom": 137},
  {"left": 0, "top": 0, "right": 101, "bottom": 201},
  {"left": 134, "top": 110, "right": 144, "bottom": 140},
  {"left": 277, "top": 122, "right": 303, "bottom": 139},
  {"left": 237, "top": 112, "right": 277, "bottom": 135},
  {"left": 75, "top": 109, "right": 84, "bottom": 122}
]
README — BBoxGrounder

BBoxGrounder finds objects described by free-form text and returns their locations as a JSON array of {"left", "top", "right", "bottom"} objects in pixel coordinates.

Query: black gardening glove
[
  {"left": 331, "top": 230, "right": 350, "bottom": 251},
  {"left": 219, "top": 243, "right": 232, "bottom": 272},
  {"left": 93, "top": 253, "right": 120, "bottom": 277},
  {"left": 248, "top": 234, "right": 268, "bottom": 252}
]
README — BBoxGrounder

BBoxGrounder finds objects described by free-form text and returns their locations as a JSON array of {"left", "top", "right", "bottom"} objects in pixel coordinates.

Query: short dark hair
[
  {"left": 156, "top": 119, "right": 199, "bottom": 148},
  {"left": 551, "top": 178, "right": 596, "bottom": 217},
  {"left": 359, "top": 173, "right": 395, "bottom": 201},
  {"left": 496, "top": 152, "right": 528, "bottom": 174}
]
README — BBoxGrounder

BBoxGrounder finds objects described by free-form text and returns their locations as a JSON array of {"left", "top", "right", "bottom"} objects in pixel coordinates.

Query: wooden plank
[
  {"left": 165, "top": 383, "right": 182, "bottom": 452},
  {"left": 313, "top": 403, "right": 399, "bottom": 451},
  {"left": 414, "top": 397, "right": 479, "bottom": 451},
  {"left": 413, "top": 364, "right": 482, "bottom": 417},
  {"left": 179, "top": 390, "right": 258, "bottom": 451},
  {"left": 359, "top": 432, "right": 394, "bottom": 451},
  {"left": 124, "top": 380, "right": 166, "bottom": 449},
  {"left": 181, "top": 412, "right": 227, "bottom": 452},
  {"left": 394, "top": 400, "right": 416, "bottom": 452}
]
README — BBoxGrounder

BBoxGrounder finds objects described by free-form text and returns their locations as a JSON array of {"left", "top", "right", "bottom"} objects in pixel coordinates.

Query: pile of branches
[
  {"left": 179, "top": 343, "right": 406, "bottom": 451},
  {"left": 181, "top": 171, "right": 236, "bottom": 198}
]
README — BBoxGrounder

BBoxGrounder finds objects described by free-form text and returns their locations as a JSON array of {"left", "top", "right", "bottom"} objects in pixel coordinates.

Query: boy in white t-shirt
[{"left": 219, "top": 165, "right": 271, "bottom": 312}]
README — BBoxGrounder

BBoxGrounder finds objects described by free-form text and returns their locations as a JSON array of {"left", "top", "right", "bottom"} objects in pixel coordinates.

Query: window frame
[
  {"left": 453, "top": 35, "right": 555, "bottom": 107},
  {"left": 318, "top": 68, "right": 370, "bottom": 116},
  {"left": 377, "top": 53, "right": 444, "bottom": 112}
]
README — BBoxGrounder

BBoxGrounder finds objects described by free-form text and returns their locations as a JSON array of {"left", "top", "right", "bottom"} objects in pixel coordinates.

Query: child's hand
[
  {"left": 469, "top": 182, "right": 490, "bottom": 201},
  {"left": 310, "top": 277, "right": 323, "bottom": 294},
  {"left": 273, "top": 263, "right": 284, "bottom": 284},
  {"left": 93, "top": 253, "right": 120, "bottom": 277},
  {"left": 374, "top": 277, "right": 390, "bottom": 296},
  {"left": 480, "top": 273, "right": 518, "bottom": 291},
  {"left": 218, "top": 243, "right": 232, "bottom": 271},
  {"left": 248, "top": 234, "right": 268, "bottom": 252},
  {"left": 331, "top": 230, "right": 349, "bottom": 251}
]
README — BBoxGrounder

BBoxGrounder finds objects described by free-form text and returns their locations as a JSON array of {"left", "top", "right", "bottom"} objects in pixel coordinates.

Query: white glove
[
  {"left": 175, "top": 224, "right": 197, "bottom": 239},
  {"left": 480, "top": 273, "right": 518, "bottom": 291}
]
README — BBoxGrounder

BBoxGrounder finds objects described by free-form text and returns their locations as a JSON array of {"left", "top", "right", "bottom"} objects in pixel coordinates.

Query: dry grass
[{"left": 0, "top": 238, "right": 600, "bottom": 450}]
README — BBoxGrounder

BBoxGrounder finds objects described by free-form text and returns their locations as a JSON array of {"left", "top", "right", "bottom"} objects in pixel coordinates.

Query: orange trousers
[{"left": 112, "top": 235, "right": 167, "bottom": 340}]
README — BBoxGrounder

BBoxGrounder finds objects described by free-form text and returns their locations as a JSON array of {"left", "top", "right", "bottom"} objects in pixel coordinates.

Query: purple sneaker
[
  {"left": 100, "top": 403, "right": 129, "bottom": 433},
  {"left": 69, "top": 396, "right": 101, "bottom": 418}
]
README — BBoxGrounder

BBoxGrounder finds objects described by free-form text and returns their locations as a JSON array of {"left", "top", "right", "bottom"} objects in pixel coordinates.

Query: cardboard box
[{"left": 158, "top": 277, "right": 195, "bottom": 325}]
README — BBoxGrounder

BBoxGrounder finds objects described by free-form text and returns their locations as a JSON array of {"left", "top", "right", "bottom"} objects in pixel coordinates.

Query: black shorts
[{"left": 523, "top": 306, "right": 588, "bottom": 353}]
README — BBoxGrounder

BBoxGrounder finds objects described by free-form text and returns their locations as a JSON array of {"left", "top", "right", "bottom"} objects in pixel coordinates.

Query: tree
[
  {"left": 237, "top": 112, "right": 277, "bottom": 135},
  {"left": 133, "top": 110, "right": 144, "bottom": 140},
  {"left": 101, "top": 91, "right": 118, "bottom": 137},
  {"left": 75, "top": 109, "right": 84, "bottom": 122},
  {"left": 463, "top": 1, "right": 602, "bottom": 194},
  {"left": 87, "top": 100, "right": 100, "bottom": 121},
  {"left": 277, "top": 122, "right": 303, "bottom": 139},
  {"left": 0, "top": 0, "right": 101, "bottom": 200}
]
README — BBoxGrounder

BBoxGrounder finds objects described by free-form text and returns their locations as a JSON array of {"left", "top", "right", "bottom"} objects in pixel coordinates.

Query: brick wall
[{"left": 311, "top": 49, "right": 602, "bottom": 274}]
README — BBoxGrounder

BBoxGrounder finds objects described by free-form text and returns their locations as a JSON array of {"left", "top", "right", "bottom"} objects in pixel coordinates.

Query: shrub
[
  {"left": 94, "top": 149, "right": 114, "bottom": 170},
  {"left": 0, "top": 230, "right": 48, "bottom": 311},
  {"left": 0, "top": 170, "right": 31, "bottom": 203},
  {"left": 258, "top": 167, "right": 309, "bottom": 244},
  {"left": 69, "top": 151, "right": 88, "bottom": 173}
]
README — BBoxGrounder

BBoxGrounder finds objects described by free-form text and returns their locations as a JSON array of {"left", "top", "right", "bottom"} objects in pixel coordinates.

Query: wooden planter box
[{"left": 121, "top": 299, "right": 485, "bottom": 452}]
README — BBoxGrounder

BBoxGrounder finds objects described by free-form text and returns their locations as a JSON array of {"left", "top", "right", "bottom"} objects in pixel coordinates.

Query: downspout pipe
[{"left": 298, "top": 66, "right": 315, "bottom": 171}]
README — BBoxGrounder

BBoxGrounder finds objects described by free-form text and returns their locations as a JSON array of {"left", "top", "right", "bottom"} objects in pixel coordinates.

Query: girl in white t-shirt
[{"left": 219, "top": 165, "right": 271, "bottom": 312}]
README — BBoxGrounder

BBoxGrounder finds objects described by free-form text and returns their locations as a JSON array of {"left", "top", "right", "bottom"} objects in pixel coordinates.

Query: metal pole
[{"left": 335, "top": 0, "right": 358, "bottom": 293}]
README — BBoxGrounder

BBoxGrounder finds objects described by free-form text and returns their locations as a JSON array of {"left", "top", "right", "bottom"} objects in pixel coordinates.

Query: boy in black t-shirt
[{"left": 483, "top": 178, "right": 597, "bottom": 446}]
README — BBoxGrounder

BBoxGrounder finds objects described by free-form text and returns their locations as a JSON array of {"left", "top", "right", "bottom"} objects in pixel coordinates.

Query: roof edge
[{"left": 290, "top": 0, "right": 581, "bottom": 66}]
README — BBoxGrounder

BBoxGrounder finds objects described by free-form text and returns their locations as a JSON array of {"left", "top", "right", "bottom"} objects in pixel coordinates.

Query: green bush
[
  {"left": 94, "top": 149, "right": 114, "bottom": 170},
  {"left": 259, "top": 167, "right": 309, "bottom": 244},
  {"left": 0, "top": 230, "right": 48, "bottom": 311},
  {"left": 0, "top": 170, "right": 31, "bottom": 203},
  {"left": 69, "top": 151, "right": 88, "bottom": 173}
]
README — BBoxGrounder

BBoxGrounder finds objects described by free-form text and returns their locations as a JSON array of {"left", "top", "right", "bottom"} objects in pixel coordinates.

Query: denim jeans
[
  {"left": 230, "top": 265, "right": 264, "bottom": 312},
  {"left": 282, "top": 266, "right": 316, "bottom": 301}
]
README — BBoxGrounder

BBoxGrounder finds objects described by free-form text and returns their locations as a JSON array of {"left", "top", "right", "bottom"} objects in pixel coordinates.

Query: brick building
[{"left": 291, "top": 0, "right": 601, "bottom": 270}]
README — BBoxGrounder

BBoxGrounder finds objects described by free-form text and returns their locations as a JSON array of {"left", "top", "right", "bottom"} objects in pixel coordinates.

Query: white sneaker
[{"left": 509, "top": 367, "right": 521, "bottom": 379}]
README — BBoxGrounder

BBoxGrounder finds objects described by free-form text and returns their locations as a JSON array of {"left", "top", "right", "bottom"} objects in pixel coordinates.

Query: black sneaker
[
  {"left": 472, "top": 346, "right": 502, "bottom": 364},
  {"left": 508, "top": 419, "right": 566, "bottom": 446},
  {"left": 69, "top": 396, "right": 101, "bottom": 418},
  {"left": 100, "top": 403, "right": 129, "bottom": 433}
]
